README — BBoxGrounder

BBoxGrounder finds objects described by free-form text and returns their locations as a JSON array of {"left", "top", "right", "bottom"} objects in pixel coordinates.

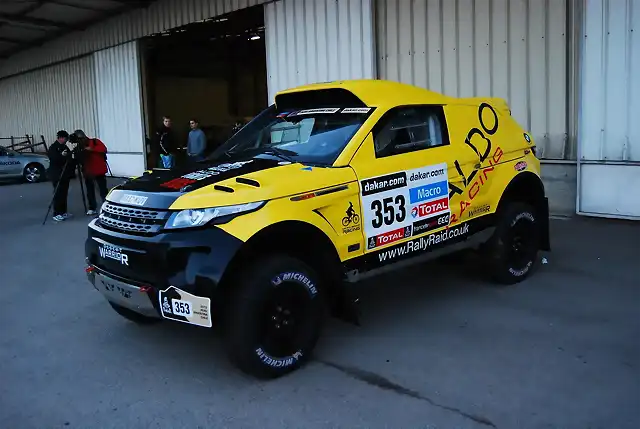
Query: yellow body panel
[
  {"left": 216, "top": 181, "right": 364, "bottom": 262},
  {"left": 169, "top": 163, "right": 357, "bottom": 210},
  {"left": 158, "top": 79, "right": 541, "bottom": 264}
]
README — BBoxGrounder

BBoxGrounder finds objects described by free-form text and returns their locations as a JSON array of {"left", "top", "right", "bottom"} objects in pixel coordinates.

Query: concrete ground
[{"left": 0, "top": 177, "right": 638, "bottom": 429}]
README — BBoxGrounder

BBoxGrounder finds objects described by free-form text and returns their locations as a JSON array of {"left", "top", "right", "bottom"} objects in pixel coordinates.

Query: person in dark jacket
[
  {"left": 73, "top": 129, "right": 109, "bottom": 216},
  {"left": 47, "top": 130, "right": 76, "bottom": 222},
  {"left": 155, "top": 115, "right": 176, "bottom": 168}
]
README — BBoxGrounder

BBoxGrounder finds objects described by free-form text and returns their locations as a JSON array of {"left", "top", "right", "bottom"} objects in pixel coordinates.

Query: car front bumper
[{"left": 85, "top": 218, "right": 244, "bottom": 320}]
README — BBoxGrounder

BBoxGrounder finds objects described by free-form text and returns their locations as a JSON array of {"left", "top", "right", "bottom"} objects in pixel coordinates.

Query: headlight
[{"left": 164, "top": 201, "right": 266, "bottom": 230}]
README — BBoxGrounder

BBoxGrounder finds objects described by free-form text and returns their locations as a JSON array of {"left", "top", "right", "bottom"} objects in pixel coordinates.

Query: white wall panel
[
  {"left": 94, "top": 41, "right": 146, "bottom": 178},
  {"left": 579, "top": 0, "right": 640, "bottom": 163},
  {"left": 0, "top": 0, "right": 270, "bottom": 80},
  {"left": 265, "top": 0, "right": 376, "bottom": 101},
  {"left": 577, "top": 0, "right": 640, "bottom": 219},
  {"left": 0, "top": 56, "right": 98, "bottom": 149},
  {"left": 376, "top": 0, "right": 571, "bottom": 160}
]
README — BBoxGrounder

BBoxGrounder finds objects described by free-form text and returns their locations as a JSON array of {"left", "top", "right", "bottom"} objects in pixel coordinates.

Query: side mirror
[{"left": 8, "top": 152, "right": 15, "bottom": 157}]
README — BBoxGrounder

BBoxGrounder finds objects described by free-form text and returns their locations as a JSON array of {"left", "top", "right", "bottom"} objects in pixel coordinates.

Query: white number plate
[
  {"left": 171, "top": 299, "right": 192, "bottom": 317},
  {"left": 158, "top": 286, "right": 212, "bottom": 328},
  {"left": 359, "top": 163, "right": 451, "bottom": 250}
]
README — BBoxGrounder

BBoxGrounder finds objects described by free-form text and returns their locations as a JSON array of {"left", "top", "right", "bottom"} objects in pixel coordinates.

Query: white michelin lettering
[
  {"left": 511, "top": 211, "right": 535, "bottom": 227},
  {"left": 256, "top": 347, "right": 302, "bottom": 368},
  {"left": 272, "top": 272, "right": 317, "bottom": 296}
]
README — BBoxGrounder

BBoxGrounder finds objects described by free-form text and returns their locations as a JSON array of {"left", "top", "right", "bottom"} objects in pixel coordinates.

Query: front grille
[{"left": 98, "top": 202, "right": 170, "bottom": 235}]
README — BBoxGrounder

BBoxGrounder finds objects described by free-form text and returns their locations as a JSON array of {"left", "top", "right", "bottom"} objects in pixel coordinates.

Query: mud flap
[
  {"left": 331, "top": 285, "right": 361, "bottom": 326},
  {"left": 540, "top": 197, "right": 551, "bottom": 251}
]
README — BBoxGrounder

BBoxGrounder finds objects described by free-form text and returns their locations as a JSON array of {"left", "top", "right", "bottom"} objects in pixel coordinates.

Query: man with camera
[
  {"left": 47, "top": 130, "right": 76, "bottom": 222},
  {"left": 73, "top": 129, "right": 109, "bottom": 216}
]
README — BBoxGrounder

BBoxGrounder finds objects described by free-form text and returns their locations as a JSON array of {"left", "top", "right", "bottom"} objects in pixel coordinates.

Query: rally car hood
[{"left": 107, "top": 157, "right": 357, "bottom": 210}]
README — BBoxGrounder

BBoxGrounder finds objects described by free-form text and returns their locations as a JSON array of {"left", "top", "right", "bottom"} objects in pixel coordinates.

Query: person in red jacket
[{"left": 74, "top": 129, "right": 109, "bottom": 216}]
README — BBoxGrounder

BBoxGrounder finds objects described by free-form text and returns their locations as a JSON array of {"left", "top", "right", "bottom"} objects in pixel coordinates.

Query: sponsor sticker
[
  {"left": 360, "top": 163, "right": 450, "bottom": 248},
  {"left": 288, "top": 108, "right": 340, "bottom": 116},
  {"left": 341, "top": 202, "right": 361, "bottom": 234},
  {"left": 0, "top": 160, "right": 20, "bottom": 166},
  {"left": 368, "top": 226, "right": 412, "bottom": 249},
  {"left": 180, "top": 160, "right": 253, "bottom": 181},
  {"left": 120, "top": 194, "right": 148, "bottom": 206},
  {"left": 410, "top": 197, "right": 449, "bottom": 219},
  {"left": 468, "top": 204, "right": 491, "bottom": 218},
  {"left": 377, "top": 223, "right": 470, "bottom": 263},
  {"left": 514, "top": 161, "right": 527, "bottom": 172},
  {"left": 341, "top": 107, "right": 372, "bottom": 114},
  {"left": 158, "top": 286, "right": 212, "bottom": 328},
  {"left": 98, "top": 243, "right": 129, "bottom": 266},
  {"left": 409, "top": 180, "right": 448, "bottom": 204},
  {"left": 412, "top": 213, "right": 450, "bottom": 235}
]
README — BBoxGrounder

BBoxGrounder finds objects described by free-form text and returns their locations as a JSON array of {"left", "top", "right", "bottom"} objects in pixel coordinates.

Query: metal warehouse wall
[
  {"left": 0, "top": 0, "right": 270, "bottom": 80},
  {"left": 264, "top": 0, "right": 376, "bottom": 101},
  {"left": 94, "top": 41, "right": 146, "bottom": 178},
  {"left": 376, "top": 0, "right": 571, "bottom": 161},
  {"left": 577, "top": 0, "right": 640, "bottom": 219},
  {"left": 0, "top": 56, "right": 98, "bottom": 148}
]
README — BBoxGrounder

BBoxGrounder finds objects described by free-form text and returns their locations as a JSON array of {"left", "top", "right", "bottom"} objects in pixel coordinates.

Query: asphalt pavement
[{"left": 1, "top": 177, "right": 639, "bottom": 429}]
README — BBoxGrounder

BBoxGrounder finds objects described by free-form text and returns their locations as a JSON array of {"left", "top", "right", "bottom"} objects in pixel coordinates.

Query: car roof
[{"left": 275, "top": 79, "right": 510, "bottom": 112}]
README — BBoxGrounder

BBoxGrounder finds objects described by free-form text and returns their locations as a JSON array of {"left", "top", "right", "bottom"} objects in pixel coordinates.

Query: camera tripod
[{"left": 41, "top": 157, "right": 88, "bottom": 226}]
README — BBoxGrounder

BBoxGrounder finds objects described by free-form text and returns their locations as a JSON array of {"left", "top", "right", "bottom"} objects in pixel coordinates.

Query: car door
[
  {"left": 349, "top": 104, "right": 479, "bottom": 258},
  {"left": 0, "top": 147, "right": 22, "bottom": 177}
]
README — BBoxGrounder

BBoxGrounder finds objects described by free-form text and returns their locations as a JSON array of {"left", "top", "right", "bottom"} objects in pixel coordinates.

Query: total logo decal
[{"left": 360, "top": 163, "right": 451, "bottom": 249}]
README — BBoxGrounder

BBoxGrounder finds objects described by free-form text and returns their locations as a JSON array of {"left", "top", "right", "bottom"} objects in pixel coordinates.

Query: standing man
[
  {"left": 73, "top": 129, "right": 109, "bottom": 216},
  {"left": 155, "top": 115, "right": 176, "bottom": 168},
  {"left": 47, "top": 130, "right": 75, "bottom": 222},
  {"left": 187, "top": 118, "right": 207, "bottom": 164}
]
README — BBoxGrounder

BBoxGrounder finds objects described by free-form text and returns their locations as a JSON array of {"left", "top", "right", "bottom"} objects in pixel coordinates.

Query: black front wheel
[
  {"left": 482, "top": 202, "right": 541, "bottom": 285},
  {"left": 224, "top": 255, "right": 326, "bottom": 379}
]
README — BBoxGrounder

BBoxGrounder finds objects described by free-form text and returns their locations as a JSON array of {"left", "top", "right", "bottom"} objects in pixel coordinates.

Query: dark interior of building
[{"left": 140, "top": 5, "right": 267, "bottom": 167}]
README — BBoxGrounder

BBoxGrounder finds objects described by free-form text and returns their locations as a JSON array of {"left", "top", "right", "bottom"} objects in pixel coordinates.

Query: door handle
[{"left": 474, "top": 163, "right": 481, "bottom": 169}]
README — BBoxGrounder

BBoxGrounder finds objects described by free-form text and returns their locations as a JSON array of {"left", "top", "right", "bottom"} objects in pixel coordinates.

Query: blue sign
[{"left": 409, "top": 180, "right": 448, "bottom": 204}]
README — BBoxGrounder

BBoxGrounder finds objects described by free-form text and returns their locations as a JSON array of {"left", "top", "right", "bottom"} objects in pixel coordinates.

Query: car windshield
[{"left": 207, "top": 105, "right": 373, "bottom": 166}]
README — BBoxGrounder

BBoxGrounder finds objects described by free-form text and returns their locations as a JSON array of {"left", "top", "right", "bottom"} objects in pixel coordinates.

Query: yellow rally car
[{"left": 85, "top": 79, "right": 550, "bottom": 378}]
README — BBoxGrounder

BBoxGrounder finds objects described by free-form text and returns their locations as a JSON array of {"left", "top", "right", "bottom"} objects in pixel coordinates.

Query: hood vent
[
  {"left": 236, "top": 177, "right": 261, "bottom": 188},
  {"left": 214, "top": 184, "right": 235, "bottom": 193}
]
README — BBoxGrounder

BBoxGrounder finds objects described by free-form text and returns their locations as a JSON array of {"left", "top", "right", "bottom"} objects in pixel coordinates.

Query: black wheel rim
[
  {"left": 505, "top": 216, "right": 536, "bottom": 269},
  {"left": 258, "top": 281, "right": 314, "bottom": 359}
]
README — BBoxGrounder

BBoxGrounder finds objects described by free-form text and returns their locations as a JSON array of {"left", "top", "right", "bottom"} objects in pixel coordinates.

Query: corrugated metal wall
[
  {"left": 264, "top": 0, "right": 376, "bottom": 101},
  {"left": 0, "top": 56, "right": 98, "bottom": 148},
  {"left": 577, "top": 0, "right": 640, "bottom": 219},
  {"left": 94, "top": 41, "right": 146, "bottom": 178},
  {"left": 0, "top": 0, "right": 270, "bottom": 80},
  {"left": 580, "top": 0, "right": 640, "bottom": 163},
  {"left": 376, "top": 0, "right": 571, "bottom": 160}
]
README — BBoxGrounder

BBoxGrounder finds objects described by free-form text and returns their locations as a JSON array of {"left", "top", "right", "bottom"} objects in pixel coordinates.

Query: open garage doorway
[{"left": 140, "top": 5, "right": 267, "bottom": 168}]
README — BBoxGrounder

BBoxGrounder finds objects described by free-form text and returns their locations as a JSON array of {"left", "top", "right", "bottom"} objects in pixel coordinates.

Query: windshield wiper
[{"left": 259, "top": 147, "right": 297, "bottom": 163}]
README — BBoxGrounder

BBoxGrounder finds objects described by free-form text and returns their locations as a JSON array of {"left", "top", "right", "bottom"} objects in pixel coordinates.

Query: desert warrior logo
[{"left": 378, "top": 223, "right": 470, "bottom": 262}]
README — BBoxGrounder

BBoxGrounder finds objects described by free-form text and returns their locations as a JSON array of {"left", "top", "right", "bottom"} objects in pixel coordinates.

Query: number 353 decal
[{"left": 360, "top": 163, "right": 451, "bottom": 250}]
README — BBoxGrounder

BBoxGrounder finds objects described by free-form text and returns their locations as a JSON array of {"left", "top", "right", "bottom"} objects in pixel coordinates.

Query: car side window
[
  {"left": 0, "top": 148, "right": 6, "bottom": 157},
  {"left": 373, "top": 105, "right": 449, "bottom": 158}
]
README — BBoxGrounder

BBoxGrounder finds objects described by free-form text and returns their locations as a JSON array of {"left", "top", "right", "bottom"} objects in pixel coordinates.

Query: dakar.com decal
[{"left": 377, "top": 223, "right": 470, "bottom": 262}]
